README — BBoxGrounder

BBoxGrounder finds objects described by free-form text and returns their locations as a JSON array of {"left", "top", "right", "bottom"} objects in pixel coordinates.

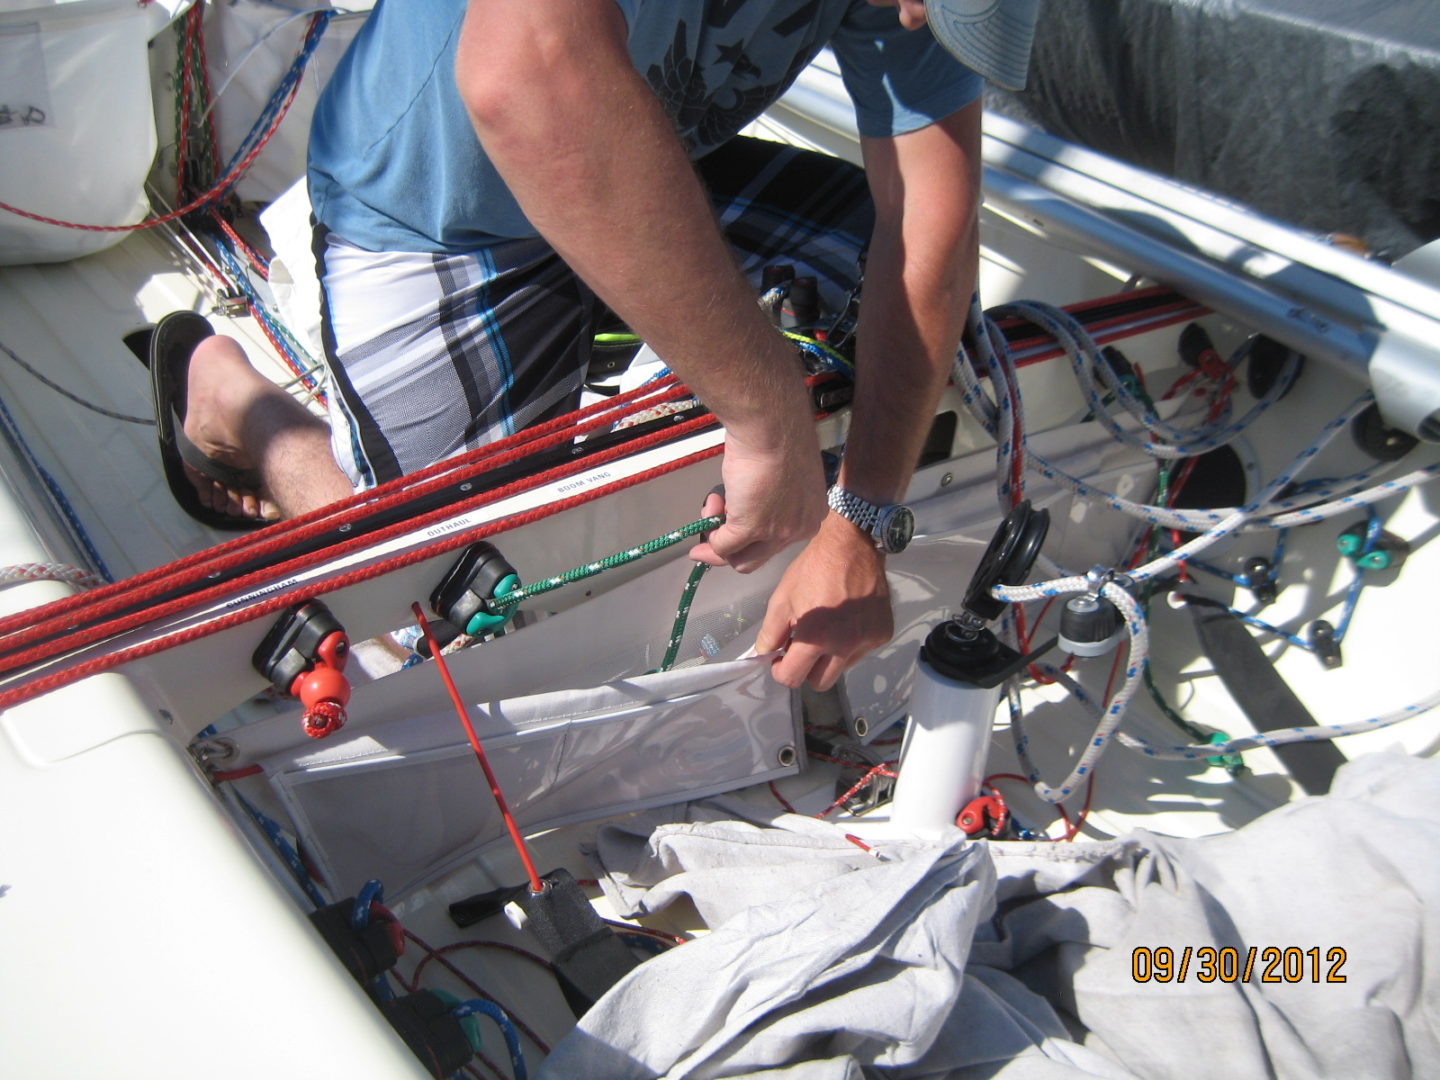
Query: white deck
[{"left": 0, "top": 15, "right": 1437, "bottom": 1076}]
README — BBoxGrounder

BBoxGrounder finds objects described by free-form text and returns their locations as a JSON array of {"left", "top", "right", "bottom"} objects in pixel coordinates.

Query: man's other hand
[{"left": 753, "top": 513, "right": 894, "bottom": 690}]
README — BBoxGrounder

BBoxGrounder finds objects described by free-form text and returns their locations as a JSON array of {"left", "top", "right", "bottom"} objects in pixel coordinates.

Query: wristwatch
[{"left": 827, "top": 485, "right": 915, "bottom": 554}]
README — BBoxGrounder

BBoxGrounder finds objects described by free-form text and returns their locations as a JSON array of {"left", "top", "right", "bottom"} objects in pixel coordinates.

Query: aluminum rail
[{"left": 770, "top": 58, "right": 1440, "bottom": 440}]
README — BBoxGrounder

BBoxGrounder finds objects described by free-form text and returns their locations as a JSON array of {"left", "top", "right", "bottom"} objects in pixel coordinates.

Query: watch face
[{"left": 879, "top": 505, "right": 915, "bottom": 553}]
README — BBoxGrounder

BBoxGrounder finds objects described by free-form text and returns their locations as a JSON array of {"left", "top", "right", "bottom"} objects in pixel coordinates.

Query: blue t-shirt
[{"left": 308, "top": 0, "right": 980, "bottom": 254}]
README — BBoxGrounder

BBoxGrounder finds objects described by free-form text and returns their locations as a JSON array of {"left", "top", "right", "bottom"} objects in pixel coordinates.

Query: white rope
[
  {"left": 1117, "top": 688, "right": 1440, "bottom": 760},
  {"left": 954, "top": 295, "right": 1440, "bottom": 798},
  {"left": 1007, "top": 582, "right": 1149, "bottom": 804},
  {"left": 0, "top": 563, "right": 104, "bottom": 590}
]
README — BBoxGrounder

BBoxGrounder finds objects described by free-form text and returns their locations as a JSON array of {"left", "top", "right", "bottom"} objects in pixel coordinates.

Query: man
[{"left": 164, "top": 0, "right": 1037, "bottom": 691}]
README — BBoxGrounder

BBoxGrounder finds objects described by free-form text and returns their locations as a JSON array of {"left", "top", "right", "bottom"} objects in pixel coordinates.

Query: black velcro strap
[
  {"left": 1182, "top": 595, "right": 1344, "bottom": 795},
  {"left": 514, "top": 868, "right": 640, "bottom": 1018}
]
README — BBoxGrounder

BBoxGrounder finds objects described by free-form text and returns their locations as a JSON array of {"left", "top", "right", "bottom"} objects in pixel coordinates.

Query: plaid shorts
[{"left": 315, "top": 138, "right": 873, "bottom": 489}]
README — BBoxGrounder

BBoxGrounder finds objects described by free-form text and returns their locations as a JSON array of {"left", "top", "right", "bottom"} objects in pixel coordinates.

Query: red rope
[
  {"left": 1005, "top": 362, "right": 1025, "bottom": 506},
  {"left": 0, "top": 439, "right": 723, "bottom": 712},
  {"left": 0, "top": 395, "right": 703, "bottom": 683},
  {"left": 213, "top": 211, "right": 270, "bottom": 278},
  {"left": 995, "top": 288, "right": 1209, "bottom": 370},
  {"left": 0, "top": 64, "right": 303, "bottom": 233},
  {"left": 0, "top": 376, "right": 691, "bottom": 649},
  {"left": 412, "top": 603, "right": 545, "bottom": 895},
  {"left": 0, "top": 409, "right": 717, "bottom": 679},
  {"left": 176, "top": 5, "right": 196, "bottom": 202},
  {"left": 815, "top": 762, "right": 897, "bottom": 819},
  {"left": 210, "top": 764, "right": 264, "bottom": 783},
  {"left": 768, "top": 781, "right": 798, "bottom": 814},
  {"left": 985, "top": 771, "right": 1095, "bottom": 842},
  {"left": 194, "top": 7, "right": 223, "bottom": 184}
]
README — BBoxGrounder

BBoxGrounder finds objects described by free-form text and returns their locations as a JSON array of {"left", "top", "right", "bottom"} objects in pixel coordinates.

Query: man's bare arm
[
  {"left": 757, "top": 100, "right": 982, "bottom": 689},
  {"left": 456, "top": 0, "right": 824, "bottom": 572}
]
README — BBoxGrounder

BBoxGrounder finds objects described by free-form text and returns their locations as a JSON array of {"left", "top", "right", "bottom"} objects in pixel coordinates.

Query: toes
[{"left": 183, "top": 462, "right": 267, "bottom": 520}]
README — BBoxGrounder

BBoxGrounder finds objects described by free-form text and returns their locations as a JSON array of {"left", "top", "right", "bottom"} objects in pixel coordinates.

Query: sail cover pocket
[{"left": 263, "top": 656, "right": 799, "bottom": 899}]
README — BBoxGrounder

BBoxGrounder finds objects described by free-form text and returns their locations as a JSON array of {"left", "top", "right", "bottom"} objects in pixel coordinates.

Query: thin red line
[
  {"left": 401, "top": 930, "right": 551, "bottom": 1056},
  {"left": 210, "top": 764, "right": 263, "bottom": 783},
  {"left": 1007, "top": 304, "right": 1209, "bottom": 369},
  {"left": 768, "top": 781, "right": 798, "bottom": 814},
  {"left": 411, "top": 603, "right": 544, "bottom": 895},
  {"left": 1062, "top": 773, "right": 1097, "bottom": 842}
]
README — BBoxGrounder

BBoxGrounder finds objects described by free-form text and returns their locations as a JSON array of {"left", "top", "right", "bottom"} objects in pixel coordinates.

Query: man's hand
[
  {"left": 690, "top": 422, "right": 826, "bottom": 575},
  {"left": 753, "top": 514, "right": 894, "bottom": 690}
]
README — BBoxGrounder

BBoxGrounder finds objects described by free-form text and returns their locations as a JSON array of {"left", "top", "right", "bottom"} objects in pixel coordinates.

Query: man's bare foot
[{"left": 182, "top": 335, "right": 282, "bottom": 521}]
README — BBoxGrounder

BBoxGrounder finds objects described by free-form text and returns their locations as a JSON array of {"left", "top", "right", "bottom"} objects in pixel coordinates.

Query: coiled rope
[
  {"left": 0, "top": 12, "right": 333, "bottom": 233},
  {"left": 955, "top": 295, "right": 1439, "bottom": 803}
]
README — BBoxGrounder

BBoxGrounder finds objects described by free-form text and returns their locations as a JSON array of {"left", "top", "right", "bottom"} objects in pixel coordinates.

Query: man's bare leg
[{"left": 182, "top": 335, "right": 354, "bottom": 520}]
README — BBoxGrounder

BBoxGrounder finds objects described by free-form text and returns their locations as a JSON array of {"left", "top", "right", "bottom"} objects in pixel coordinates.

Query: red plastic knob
[
  {"left": 295, "top": 665, "right": 351, "bottom": 739},
  {"left": 296, "top": 664, "right": 351, "bottom": 711}
]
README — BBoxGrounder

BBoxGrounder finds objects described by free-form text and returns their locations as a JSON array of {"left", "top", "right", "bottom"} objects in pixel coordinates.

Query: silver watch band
[
  {"left": 827, "top": 485, "right": 915, "bottom": 553},
  {"left": 827, "top": 485, "right": 881, "bottom": 534}
]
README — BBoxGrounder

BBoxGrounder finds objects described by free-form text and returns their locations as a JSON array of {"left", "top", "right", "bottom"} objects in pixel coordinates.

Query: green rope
[
  {"left": 594, "top": 331, "right": 643, "bottom": 347},
  {"left": 173, "top": 14, "right": 220, "bottom": 203},
  {"left": 487, "top": 516, "right": 723, "bottom": 616},
  {"left": 654, "top": 562, "right": 711, "bottom": 672},
  {"left": 466, "top": 516, "right": 721, "bottom": 672}
]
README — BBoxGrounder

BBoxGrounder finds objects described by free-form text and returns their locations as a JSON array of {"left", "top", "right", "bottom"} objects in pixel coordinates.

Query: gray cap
[{"left": 927, "top": 0, "right": 1040, "bottom": 92}]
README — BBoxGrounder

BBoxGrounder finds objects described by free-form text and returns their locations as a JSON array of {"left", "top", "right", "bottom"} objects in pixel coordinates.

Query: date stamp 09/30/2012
[{"left": 1131, "top": 946, "right": 1348, "bottom": 984}]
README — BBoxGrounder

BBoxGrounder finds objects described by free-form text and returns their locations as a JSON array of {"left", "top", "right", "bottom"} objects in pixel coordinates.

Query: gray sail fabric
[{"left": 540, "top": 751, "right": 1440, "bottom": 1079}]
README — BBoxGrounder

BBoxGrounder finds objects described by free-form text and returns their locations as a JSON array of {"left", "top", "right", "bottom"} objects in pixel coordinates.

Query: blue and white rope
[
  {"left": 958, "top": 295, "right": 1439, "bottom": 796},
  {"left": 952, "top": 297, "right": 1029, "bottom": 511},
  {"left": 1006, "top": 583, "right": 1150, "bottom": 804},
  {"left": 1117, "top": 688, "right": 1440, "bottom": 760},
  {"left": 1120, "top": 393, "right": 1371, "bottom": 583},
  {"left": 217, "top": 11, "right": 334, "bottom": 186},
  {"left": 951, "top": 303, "right": 1423, "bottom": 562},
  {"left": 995, "top": 393, "right": 1410, "bottom": 595},
  {"left": 999, "top": 300, "right": 1301, "bottom": 460},
  {"left": 1027, "top": 442, "right": 1436, "bottom": 537}
]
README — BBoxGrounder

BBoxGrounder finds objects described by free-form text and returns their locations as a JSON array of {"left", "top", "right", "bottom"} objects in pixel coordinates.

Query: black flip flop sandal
[{"left": 149, "top": 311, "right": 269, "bottom": 531}]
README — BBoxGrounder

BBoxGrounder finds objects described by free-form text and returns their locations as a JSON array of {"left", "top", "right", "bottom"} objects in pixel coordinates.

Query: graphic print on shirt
[{"left": 645, "top": 1, "right": 824, "bottom": 153}]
